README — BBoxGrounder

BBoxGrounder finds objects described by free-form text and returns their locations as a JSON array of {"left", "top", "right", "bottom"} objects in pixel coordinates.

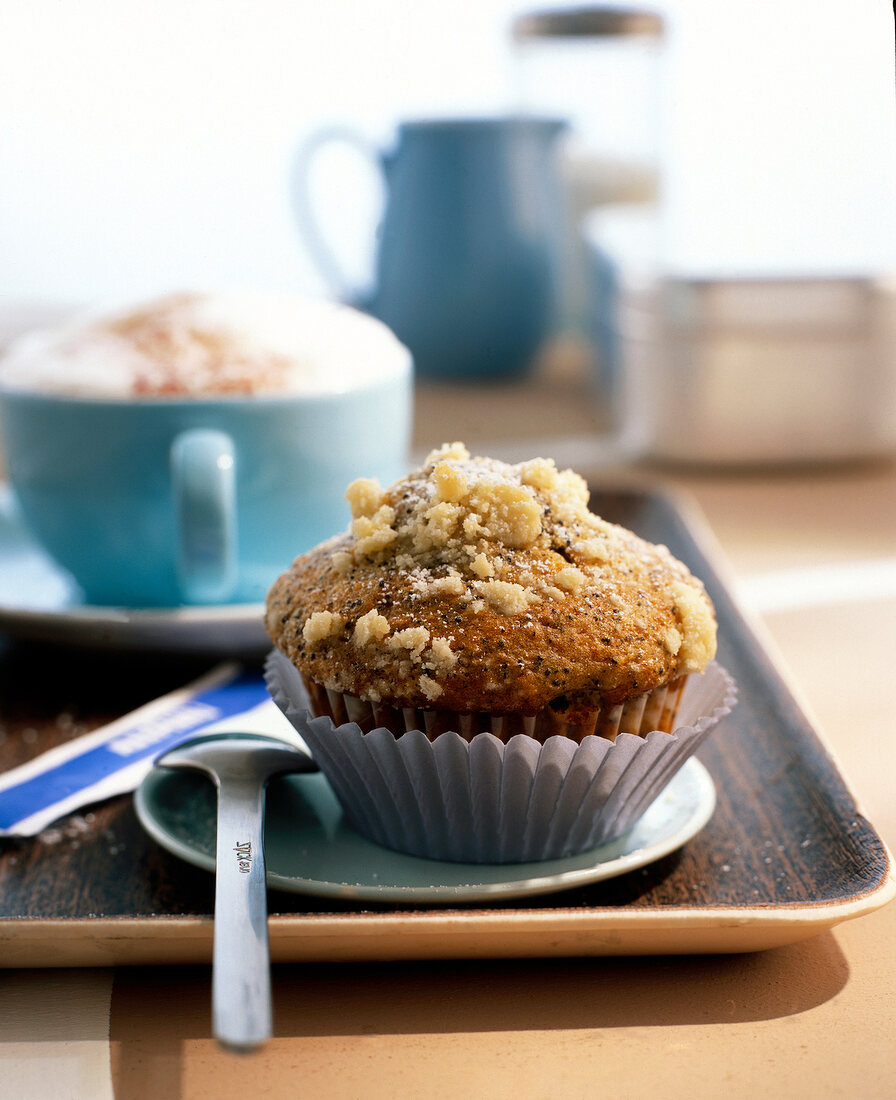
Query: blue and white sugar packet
[{"left": 0, "top": 664, "right": 302, "bottom": 837}]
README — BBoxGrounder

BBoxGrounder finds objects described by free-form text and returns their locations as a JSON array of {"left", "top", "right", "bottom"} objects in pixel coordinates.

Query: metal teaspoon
[{"left": 156, "top": 733, "right": 317, "bottom": 1052}]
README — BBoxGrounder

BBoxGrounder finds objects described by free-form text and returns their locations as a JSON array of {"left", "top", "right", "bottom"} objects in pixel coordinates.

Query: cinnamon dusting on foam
[{"left": 0, "top": 292, "right": 409, "bottom": 398}]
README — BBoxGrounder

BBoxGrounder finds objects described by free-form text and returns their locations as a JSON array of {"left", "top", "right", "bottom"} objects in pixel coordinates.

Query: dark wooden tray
[{"left": 0, "top": 486, "right": 892, "bottom": 965}]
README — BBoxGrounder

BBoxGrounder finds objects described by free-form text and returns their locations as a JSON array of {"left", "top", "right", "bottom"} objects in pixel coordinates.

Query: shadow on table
[
  {"left": 109, "top": 933, "right": 850, "bottom": 1096},
  {"left": 111, "top": 928, "right": 847, "bottom": 1043}
]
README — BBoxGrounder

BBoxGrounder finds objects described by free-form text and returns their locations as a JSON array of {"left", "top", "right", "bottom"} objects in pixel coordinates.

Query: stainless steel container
[{"left": 610, "top": 270, "right": 896, "bottom": 466}]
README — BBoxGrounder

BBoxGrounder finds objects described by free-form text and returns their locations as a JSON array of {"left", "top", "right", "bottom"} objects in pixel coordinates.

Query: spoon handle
[{"left": 212, "top": 776, "right": 273, "bottom": 1051}]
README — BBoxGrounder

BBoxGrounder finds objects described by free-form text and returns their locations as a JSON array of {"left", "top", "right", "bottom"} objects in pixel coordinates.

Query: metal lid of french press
[{"left": 512, "top": 6, "right": 664, "bottom": 39}]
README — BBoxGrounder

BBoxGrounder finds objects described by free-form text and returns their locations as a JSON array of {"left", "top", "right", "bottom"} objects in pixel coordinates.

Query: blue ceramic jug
[{"left": 294, "top": 116, "right": 568, "bottom": 381}]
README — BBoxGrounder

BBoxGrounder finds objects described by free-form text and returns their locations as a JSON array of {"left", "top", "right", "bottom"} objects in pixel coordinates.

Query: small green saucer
[{"left": 134, "top": 757, "right": 715, "bottom": 905}]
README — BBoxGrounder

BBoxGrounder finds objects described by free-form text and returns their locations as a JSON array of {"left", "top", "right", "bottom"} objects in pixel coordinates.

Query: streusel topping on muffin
[{"left": 266, "top": 443, "right": 716, "bottom": 713}]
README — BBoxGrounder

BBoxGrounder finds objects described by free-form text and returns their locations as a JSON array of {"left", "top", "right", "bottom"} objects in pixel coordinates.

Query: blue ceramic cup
[
  {"left": 294, "top": 116, "right": 568, "bottom": 381},
  {"left": 0, "top": 323, "right": 412, "bottom": 608}
]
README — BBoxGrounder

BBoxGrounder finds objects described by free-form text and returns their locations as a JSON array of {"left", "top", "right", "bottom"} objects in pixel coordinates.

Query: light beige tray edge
[{"left": 2, "top": 869, "right": 893, "bottom": 968}]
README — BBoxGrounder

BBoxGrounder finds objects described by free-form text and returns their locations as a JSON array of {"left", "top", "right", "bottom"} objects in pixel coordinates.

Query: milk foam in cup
[{"left": 0, "top": 292, "right": 413, "bottom": 608}]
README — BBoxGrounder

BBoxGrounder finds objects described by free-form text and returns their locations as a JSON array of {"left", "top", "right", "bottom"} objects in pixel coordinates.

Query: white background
[{"left": 0, "top": 0, "right": 894, "bottom": 310}]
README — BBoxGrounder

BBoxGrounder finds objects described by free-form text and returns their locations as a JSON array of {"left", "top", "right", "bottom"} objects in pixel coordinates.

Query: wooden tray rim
[{"left": 1, "top": 870, "right": 893, "bottom": 967}]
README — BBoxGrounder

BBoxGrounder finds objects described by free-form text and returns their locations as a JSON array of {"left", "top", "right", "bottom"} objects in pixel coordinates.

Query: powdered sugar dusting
[{"left": 267, "top": 444, "right": 719, "bottom": 711}]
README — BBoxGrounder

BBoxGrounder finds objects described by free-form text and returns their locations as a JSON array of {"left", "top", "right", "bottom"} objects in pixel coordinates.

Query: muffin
[{"left": 265, "top": 443, "right": 736, "bottom": 862}]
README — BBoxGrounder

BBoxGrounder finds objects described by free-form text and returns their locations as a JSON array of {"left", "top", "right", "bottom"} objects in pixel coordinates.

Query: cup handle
[
  {"left": 290, "top": 125, "right": 383, "bottom": 306},
  {"left": 170, "top": 429, "right": 237, "bottom": 605}
]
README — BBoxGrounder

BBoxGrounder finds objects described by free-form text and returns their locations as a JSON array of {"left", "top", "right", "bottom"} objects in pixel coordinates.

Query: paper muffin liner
[
  {"left": 264, "top": 649, "right": 737, "bottom": 864},
  {"left": 299, "top": 674, "right": 688, "bottom": 744}
]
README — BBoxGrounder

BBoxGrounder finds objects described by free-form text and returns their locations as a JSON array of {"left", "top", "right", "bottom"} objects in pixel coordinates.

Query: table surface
[{"left": 2, "top": 354, "right": 896, "bottom": 1099}]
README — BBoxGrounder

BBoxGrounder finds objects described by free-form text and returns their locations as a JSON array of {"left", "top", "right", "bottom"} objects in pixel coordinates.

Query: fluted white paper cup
[{"left": 264, "top": 649, "right": 737, "bottom": 864}]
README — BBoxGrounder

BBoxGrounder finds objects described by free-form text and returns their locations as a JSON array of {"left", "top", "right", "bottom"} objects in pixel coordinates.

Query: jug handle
[{"left": 290, "top": 126, "right": 383, "bottom": 307}]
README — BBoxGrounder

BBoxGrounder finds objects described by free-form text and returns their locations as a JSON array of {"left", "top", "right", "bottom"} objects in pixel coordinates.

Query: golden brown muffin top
[{"left": 266, "top": 443, "right": 717, "bottom": 714}]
